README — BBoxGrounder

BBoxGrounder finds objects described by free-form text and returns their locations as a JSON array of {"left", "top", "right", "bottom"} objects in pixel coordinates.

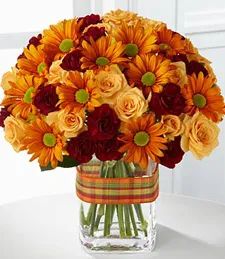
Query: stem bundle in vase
[{"left": 80, "top": 160, "right": 149, "bottom": 238}]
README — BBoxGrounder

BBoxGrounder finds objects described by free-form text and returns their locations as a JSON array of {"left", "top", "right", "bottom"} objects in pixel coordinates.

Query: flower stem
[
  {"left": 94, "top": 204, "right": 105, "bottom": 231},
  {"left": 124, "top": 205, "right": 132, "bottom": 237},
  {"left": 90, "top": 204, "right": 97, "bottom": 236},
  {"left": 116, "top": 205, "right": 126, "bottom": 238},
  {"left": 129, "top": 205, "right": 138, "bottom": 237},
  {"left": 80, "top": 203, "right": 87, "bottom": 227},
  {"left": 134, "top": 204, "right": 148, "bottom": 236}
]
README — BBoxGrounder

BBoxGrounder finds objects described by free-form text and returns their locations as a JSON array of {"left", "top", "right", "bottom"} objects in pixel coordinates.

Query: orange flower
[
  {"left": 81, "top": 36, "right": 127, "bottom": 70},
  {"left": 113, "top": 22, "right": 157, "bottom": 57},
  {"left": 157, "top": 26, "right": 186, "bottom": 57},
  {"left": 21, "top": 118, "right": 66, "bottom": 168},
  {"left": 1, "top": 75, "right": 44, "bottom": 119},
  {"left": 17, "top": 44, "right": 48, "bottom": 77},
  {"left": 57, "top": 71, "right": 101, "bottom": 111},
  {"left": 181, "top": 72, "right": 225, "bottom": 122},
  {"left": 126, "top": 54, "right": 177, "bottom": 96},
  {"left": 119, "top": 113, "right": 167, "bottom": 169},
  {"left": 41, "top": 19, "right": 81, "bottom": 60}
]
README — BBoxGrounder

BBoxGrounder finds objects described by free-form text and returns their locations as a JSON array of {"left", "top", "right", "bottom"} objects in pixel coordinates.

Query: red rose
[
  {"left": 0, "top": 108, "right": 10, "bottom": 127},
  {"left": 67, "top": 131, "right": 94, "bottom": 164},
  {"left": 95, "top": 137, "right": 123, "bottom": 161},
  {"left": 83, "top": 26, "right": 106, "bottom": 42},
  {"left": 33, "top": 85, "right": 59, "bottom": 115},
  {"left": 160, "top": 137, "right": 184, "bottom": 169},
  {"left": 60, "top": 49, "right": 82, "bottom": 71},
  {"left": 78, "top": 14, "right": 101, "bottom": 32},
  {"left": 172, "top": 54, "right": 208, "bottom": 76},
  {"left": 149, "top": 83, "right": 185, "bottom": 116},
  {"left": 27, "top": 34, "right": 42, "bottom": 48},
  {"left": 87, "top": 104, "right": 120, "bottom": 141}
]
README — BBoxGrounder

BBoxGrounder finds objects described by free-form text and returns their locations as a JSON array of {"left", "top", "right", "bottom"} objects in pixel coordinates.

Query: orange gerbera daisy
[
  {"left": 41, "top": 19, "right": 81, "bottom": 60},
  {"left": 17, "top": 44, "right": 49, "bottom": 77},
  {"left": 81, "top": 36, "right": 127, "bottom": 70},
  {"left": 57, "top": 71, "right": 101, "bottom": 111},
  {"left": 1, "top": 75, "right": 44, "bottom": 119},
  {"left": 21, "top": 118, "right": 66, "bottom": 168},
  {"left": 157, "top": 26, "right": 186, "bottom": 57},
  {"left": 113, "top": 21, "right": 157, "bottom": 57},
  {"left": 119, "top": 113, "right": 167, "bottom": 169},
  {"left": 126, "top": 54, "right": 177, "bottom": 96},
  {"left": 181, "top": 72, "right": 225, "bottom": 122}
]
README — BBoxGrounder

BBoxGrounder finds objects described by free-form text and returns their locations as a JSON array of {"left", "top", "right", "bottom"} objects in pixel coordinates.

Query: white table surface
[{"left": 0, "top": 193, "right": 225, "bottom": 259}]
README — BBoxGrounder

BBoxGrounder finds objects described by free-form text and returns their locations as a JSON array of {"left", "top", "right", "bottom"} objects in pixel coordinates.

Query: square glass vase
[{"left": 77, "top": 159, "right": 158, "bottom": 254}]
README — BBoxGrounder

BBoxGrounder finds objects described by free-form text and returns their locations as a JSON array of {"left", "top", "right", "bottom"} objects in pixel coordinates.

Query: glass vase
[{"left": 76, "top": 159, "right": 158, "bottom": 253}]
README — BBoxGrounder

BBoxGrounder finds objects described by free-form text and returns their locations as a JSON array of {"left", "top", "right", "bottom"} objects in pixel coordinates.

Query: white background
[{"left": 0, "top": 0, "right": 225, "bottom": 205}]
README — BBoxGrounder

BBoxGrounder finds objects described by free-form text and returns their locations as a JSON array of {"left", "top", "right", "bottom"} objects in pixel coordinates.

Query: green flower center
[
  {"left": 37, "top": 62, "right": 47, "bottom": 74},
  {"left": 96, "top": 56, "right": 110, "bottom": 66},
  {"left": 124, "top": 43, "right": 139, "bottom": 57},
  {"left": 141, "top": 72, "right": 156, "bottom": 86},
  {"left": 23, "top": 87, "right": 35, "bottom": 104},
  {"left": 134, "top": 131, "right": 150, "bottom": 147},
  {"left": 43, "top": 133, "right": 56, "bottom": 147},
  {"left": 193, "top": 93, "right": 207, "bottom": 108},
  {"left": 59, "top": 39, "right": 74, "bottom": 52},
  {"left": 75, "top": 89, "right": 89, "bottom": 104},
  {"left": 159, "top": 43, "right": 170, "bottom": 51}
]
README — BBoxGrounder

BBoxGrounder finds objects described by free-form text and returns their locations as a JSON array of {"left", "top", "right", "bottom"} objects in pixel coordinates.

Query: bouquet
[{"left": 0, "top": 9, "right": 224, "bottom": 252}]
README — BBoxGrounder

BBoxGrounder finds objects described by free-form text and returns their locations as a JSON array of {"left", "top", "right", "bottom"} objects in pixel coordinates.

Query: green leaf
[
  {"left": 40, "top": 156, "right": 79, "bottom": 171},
  {"left": 58, "top": 155, "right": 79, "bottom": 168},
  {"left": 40, "top": 163, "right": 53, "bottom": 171}
]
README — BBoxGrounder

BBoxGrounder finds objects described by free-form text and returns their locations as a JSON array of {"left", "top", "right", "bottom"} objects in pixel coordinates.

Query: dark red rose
[
  {"left": 186, "top": 60, "right": 208, "bottom": 76},
  {"left": 78, "top": 14, "right": 101, "bottom": 32},
  {"left": 67, "top": 131, "right": 94, "bottom": 164},
  {"left": 60, "top": 49, "right": 82, "bottom": 71},
  {"left": 149, "top": 83, "right": 185, "bottom": 116},
  {"left": 160, "top": 137, "right": 184, "bottom": 169},
  {"left": 87, "top": 104, "right": 120, "bottom": 141},
  {"left": 27, "top": 34, "right": 42, "bottom": 48},
  {"left": 172, "top": 54, "right": 208, "bottom": 76},
  {"left": 95, "top": 137, "right": 123, "bottom": 161},
  {"left": 83, "top": 26, "right": 106, "bottom": 42},
  {"left": 33, "top": 85, "right": 59, "bottom": 115},
  {"left": 0, "top": 108, "right": 10, "bottom": 127}
]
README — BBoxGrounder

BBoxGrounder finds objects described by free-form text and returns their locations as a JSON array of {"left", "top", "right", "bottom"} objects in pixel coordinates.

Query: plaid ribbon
[{"left": 76, "top": 162, "right": 159, "bottom": 204}]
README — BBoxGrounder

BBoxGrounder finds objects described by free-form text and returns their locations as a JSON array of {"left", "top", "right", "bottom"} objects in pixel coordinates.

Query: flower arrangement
[{"left": 0, "top": 9, "right": 224, "bottom": 250}]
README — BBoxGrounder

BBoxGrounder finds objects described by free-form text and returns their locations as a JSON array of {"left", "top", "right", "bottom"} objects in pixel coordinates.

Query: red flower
[
  {"left": 172, "top": 54, "right": 208, "bottom": 76},
  {"left": 0, "top": 108, "right": 10, "bottom": 127},
  {"left": 78, "top": 14, "right": 101, "bottom": 32},
  {"left": 87, "top": 104, "right": 121, "bottom": 141},
  {"left": 60, "top": 49, "right": 82, "bottom": 71},
  {"left": 95, "top": 137, "right": 123, "bottom": 161},
  {"left": 27, "top": 34, "right": 42, "bottom": 48},
  {"left": 149, "top": 83, "right": 185, "bottom": 116},
  {"left": 33, "top": 85, "right": 59, "bottom": 115},
  {"left": 67, "top": 131, "right": 94, "bottom": 164},
  {"left": 83, "top": 26, "right": 106, "bottom": 42},
  {"left": 160, "top": 137, "right": 184, "bottom": 169}
]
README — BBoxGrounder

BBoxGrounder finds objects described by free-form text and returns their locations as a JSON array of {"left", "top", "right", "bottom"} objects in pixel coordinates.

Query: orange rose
[
  {"left": 162, "top": 114, "right": 184, "bottom": 141},
  {"left": 115, "top": 87, "right": 148, "bottom": 122},
  {"left": 181, "top": 112, "right": 219, "bottom": 159},
  {"left": 46, "top": 107, "right": 85, "bottom": 139},
  {"left": 47, "top": 60, "right": 69, "bottom": 84},
  {"left": 4, "top": 116, "right": 26, "bottom": 152},
  {"left": 1, "top": 67, "right": 18, "bottom": 90},
  {"left": 94, "top": 65, "right": 129, "bottom": 104}
]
